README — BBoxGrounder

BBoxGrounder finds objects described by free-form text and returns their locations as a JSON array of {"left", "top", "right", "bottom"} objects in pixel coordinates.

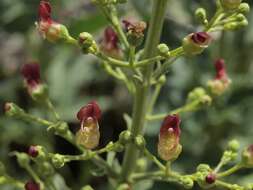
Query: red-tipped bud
[
  {"left": 100, "top": 27, "right": 121, "bottom": 58},
  {"left": 76, "top": 102, "right": 102, "bottom": 149},
  {"left": 25, "top": 181, "right": 40, "bottom": 190},
  {"left": 38, "top": 0, "right": 52, "bottom": 23},
  {"left": 183, "top": 32, "right": 212, "bottom": 55},
  {"left": 207, "top": 59, "right": 231, "bottom": 95},
  {"left": 158, "top": 115, "right": 182, "bottom": 161},
  {"left": 28, "top": 145, "right": 39, "bottom": 158},
  {"left": 205, "top": 173, "right": 216, "bottom": 184}
]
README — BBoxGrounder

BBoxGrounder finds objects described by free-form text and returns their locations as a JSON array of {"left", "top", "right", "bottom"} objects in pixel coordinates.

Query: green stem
[
  {"left": 144, "top": 149, "right": 165, "bottom": 170},
  {"left": 217, "top": 164, "right": 243, "bottom": 178},
  {"left": 19, "top": 112, "right": 53, "bottom": 126},
  {"left": 45, "top": 98, "right": 60, "bottom": 121},
  {"left": 129, "top": 46, "right": 136, "bottom": 67},
  {"left": 130, "top": 171, "right": 163, "bottom": 182},
  {"left": 96, "top": 52, "right": 129, "bottom": 67},
  {"left": 120, "top": 0, "right": 169, "bottom": 182}
]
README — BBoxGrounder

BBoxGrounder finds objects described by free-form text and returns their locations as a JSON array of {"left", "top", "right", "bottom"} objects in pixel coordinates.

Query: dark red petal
[
  {"left": 21, "top": 63, "right": 41, "bottom": 85},
  {"left": 77, "top": 101, "right": 102, "bottom": 122},
  {"left": 39, "top": 0, "right": 52, "bottom": 22},
  {"left": 25, "top": 181, "right": 40, "bottom": 190},
  {"left": 214, "top": 59, "right": 227, "bottom": 80},
  {"left": 28, "top": 145, "right": 39, "bottom": 158},
  {"left": 104, "top": 27, "right": 119, "bottom": 49},
  {"left": 205, "top": 173, "right": 216, "bottom": 184},
  {"left": 191, "top": 32, "right": 211, "bottom": 44},
  {"left": 160, "top": 114, "right": 181, "bottom": 136}
]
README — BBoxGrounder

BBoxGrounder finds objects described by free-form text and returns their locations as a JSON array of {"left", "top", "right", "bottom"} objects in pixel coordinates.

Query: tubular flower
[
  {"left": 182, "top": 32, "right": 212, "bottom": 55},
  {"left": 36, "top": 0, "right": 71, "bottom": 42},
  {"left": 158, "top": 115, "right": 182, "bottom": 161},
  {"left": 100, "top": 27, "right": 121, "bottom": 58},
  {"left": 25, "top": 181, "right": 40, "bottom": 190},
  {"left": 21, "top": 63, "right": 48, "bottom": 101},
  {"left": 76, "top": 101, "right": 102, "bottom": 149},
  {"left": 207, "top": 59, "right": 231, "bottom": 95}
]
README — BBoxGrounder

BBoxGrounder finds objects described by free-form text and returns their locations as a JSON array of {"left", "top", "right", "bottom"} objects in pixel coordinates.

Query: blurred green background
[{"left": 0, "top": 0, "right": 253, "bottom": 189}]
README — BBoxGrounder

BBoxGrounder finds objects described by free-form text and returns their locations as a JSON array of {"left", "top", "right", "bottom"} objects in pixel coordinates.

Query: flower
[
  {"left": 21, "top": 63, "right": 48, "bottom": 100},
  {"left": 76, "top": 101, "right": 102, "bottom": 149},
  {"left": 25, "top": 181, "right": 40, "bottom": 190},
  {"left": 182, "top": 32, "right": 212, "bottom": 55},
  {"left": 36, "top": 0, "right": 71, "bottom": 42},
  {"left": 28, "top": 145, "right": 39, "bottom": 158},
  {"left": 207, "top": 59, "right": 231, "bottom": 95},
  {"left": 157, "top": 115, "right": 182, "bottom": 161},
  {"left": 21, "top": 63, "right": 41, "bottom": 89},
  {"left": 122, "top": 19, "right": 147, "bottom": 47},
  {"left": 100, "top": 27, "right": 121, "bottom": 58}
]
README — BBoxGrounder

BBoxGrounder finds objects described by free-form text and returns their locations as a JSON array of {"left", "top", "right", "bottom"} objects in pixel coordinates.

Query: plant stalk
[{"left": 120, "top": 0, "right": 169, "bottom": 182}]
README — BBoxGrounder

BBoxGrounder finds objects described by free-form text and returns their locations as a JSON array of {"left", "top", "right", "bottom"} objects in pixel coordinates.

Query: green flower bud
[
  {"left": 228, "top": 139, "right": 240, "bottom": 152},
  {"left": 158, "top": 75, "right": 167, "bottom": 85},
  {"left": 119, "top": 130, "right": 132, "bottom": 144},
  {"left": 16, "top": 153, "right": 30, "bottom": 168},
  {"left": 79, "top": 32, "right": 98, "bottom": 54},
  {"left": 224, "top": 19, "right": 248, "bottom": 30},
  {"left": 4, "top": 102, "right": 25, "bottom": 117},
  {"left": 29, "top": 84, "right": 48, "bottom": 103},
  {"left": 220, "top": 0, "right": 242, "bottom": 10},
  {"left": 134, "top": 135, "right": 146, "bottom": 149},
  {"left": 179, "top": 176, "right": 194, "bottom": 189},
  {"left": 117, "top": 183, "right": 131, "bottom": 190},
  {"left": 238, "top": 3, "right": 250, "bottom": 14},
  {"left": 197, "top": 164, "right": 211, "bottom": 173},
  {"left": 195, "top": 8, "right": 208, "bottom": 25},
  {"left": 187, "top": 87, "right": 206, "bottom": 102},
  {"left": 241, "top": 145, "right": 253, "bottom": 168},
  {"left": 157, "top": 43, "right": 170, "bottom": 58},
  {"left": 81, "top": 185, "right": 94, "bottom": 190},
  {"left": 182, "top": 32, "right": 212, "bottom": 56},
  {"left": 51, "top": 154, "right": 65, "bottom": 168},
  {"left": 136, "top": 158, "right": 148, "bottom": 172}
]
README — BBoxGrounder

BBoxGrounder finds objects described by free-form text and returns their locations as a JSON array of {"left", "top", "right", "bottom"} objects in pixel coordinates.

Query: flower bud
[
  {"left": 79, "top": 32, "right": 98, "bottom": 54},
  {"left": 51, "top": 154, "right": 65, "bottom": 168},
  {"left": 100, "top": 27, "right": 121, "bottom": 58},
  {"left": 157, "top": 44, "right": 170, "bottom": 58},
  {"left": 4, "top": 102, "right": 25, "bottom": 117},
  {"left": 241, "top": 145, "right": 253, "bottom": 168},
  {"left": 119, "top": 130, "right": 132, "bottom": 144},
  {"left": 220, "top": 0, "right": 242, "bottom": 10},
  {"left": 224, "top": 19, "right": 248, "bottom": 30},
  {"left": 187, "top": 87, "right": 212, "bottom": 108},
  {"left": 28, "top": 145, "right": 39, "bottom": 158},
  {"left": 134, "top": 135, "right": 146, "bottom": 149},
  {"left": 117, "top": 183, "right": 131, "bottom": 190},
  {"left": 207, "top": 59, "right": 231, "bottom": 95},
  {"left": 123, "top": 20, "right": 147, "bottom": 47},
  {"left": 197, "top": 164, "right": 211, "bottom": 173},
  {"left": 16, "top": 152, "right": 30, "bottom": 168},
  {"left": 179, "top": 176, "right": 194, "bottom": 189},
  {"left": 228, "top": 139, "right": 240, "bottom": 152},
  {"left": 238, "top": 3, "right": 250, "bottom": 14},
  {"left": 81, "top": 186, "right": 94, "bottom": 190},
  {"left": 182, "top": 32, "right": 212, "bottom": 56},
  {"left": 76, "top": 102, "right": 101, "bottom": 149},
  {"left": 195, "top": 8, "right": 208, "bottom": 25},
  {"left": 158, "top": 115, "right": 182, "bottom": 161},
  {"left": 205, "top": 173, "right": 216, "bottom": 184},
  {"left": 25, "top": 181, "right": 40, "bottom": 190}
]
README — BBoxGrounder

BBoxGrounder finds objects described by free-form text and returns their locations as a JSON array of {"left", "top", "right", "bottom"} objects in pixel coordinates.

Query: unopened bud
[
  {"left": 134, "top": 135, "right": 146, "bottom": 149},
  {"left": 28, "top": 145, "right": 39, "bottom": 158},
  {"left": 16, "top": 153, "right": 30, "bottom": 168},
  {"left": 25, "top": 181, "right": 40, "bottom": 190},
  {"left": 119, "top": 130, "right": 132, "bottom": 144},
  {"left": 238, "top": 3, "right": 250, "bottom": 14},
  {"left": 157, "top": 44, "right": 170, "bottom": 58},
  {"left": 228, "top": 139, "right": 240, "bottom": 152},
  {"left": 205, "top": 173, "right": 216, "bottom": 184},
  {"left": 195, "top": 8, "right": 208, "bottom": 25},
  {"left": 220, "top": 0, "right": 242, "bottom": 10},
  {"left": 4, "top": 102, "right": 25, "bottom": 117},
  {"left": 51, "top": 154, "right": 65, "bottom": 168},
  {"left": 79, "top": 32, "right": 98, "bottom": 54},
  {"left": 179, "top": 176, "right": 194, "bottom": 189},
  {"left": 241, "top": 145, "right": 253, "bottom": 168},
  {"left": 81, "top": 185, "right": 94, "bottom": 190}
]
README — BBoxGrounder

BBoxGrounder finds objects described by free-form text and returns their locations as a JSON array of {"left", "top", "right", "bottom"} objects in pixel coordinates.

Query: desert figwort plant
[{"left": 1, "top": 0, "right": 253, "bottom": 189}]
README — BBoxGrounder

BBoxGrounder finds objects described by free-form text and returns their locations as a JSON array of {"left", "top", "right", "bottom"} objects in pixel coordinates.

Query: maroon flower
[
  {"left": 28, "top": 145, "right": 39, "bottom": 158},
  {"left": 25, "top": 181, "right": 40, "bottom": 190},
  {"left": 21, "top": 63, "right": 41, "bottom": 88},
  {"left": 38, "top": 0, "right": 52, "bottom": 23},
  {"left": 77, "top": 101, "right": 101, "bottom": 124},
  {"left": 158, "top": 115, "right": 182, "bottom": 161},
  {"left": 214, "top": 59, "right": 227, "bottom": 80},
  {"left": 191, "top": 32, "right": 211, "bottom": 45},
  {"left": 205, "top": 173, "right": 216, "bottom": 184}
]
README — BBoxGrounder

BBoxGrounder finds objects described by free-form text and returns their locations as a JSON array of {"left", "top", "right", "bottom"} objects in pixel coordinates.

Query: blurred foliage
[{"left": 0, "top": 0, "right": 253, "bottom": 190}]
